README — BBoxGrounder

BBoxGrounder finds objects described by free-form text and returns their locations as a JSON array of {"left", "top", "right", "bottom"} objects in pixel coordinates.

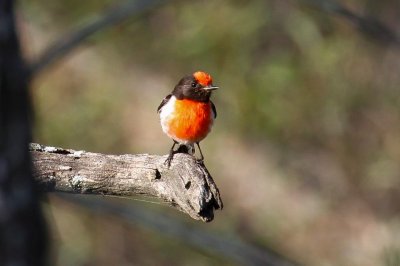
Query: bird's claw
[
  {"left": 196, "top": 158, "right": 204, "bottom": 166},
  {"left": 164, "top": 155, "right": 173, "bottom": 168}
]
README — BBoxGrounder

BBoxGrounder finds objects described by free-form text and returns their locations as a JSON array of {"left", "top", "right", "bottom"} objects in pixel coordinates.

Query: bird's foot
[
  {"left": 196, "top": 158, "right": 205, "bottom": 166},
  {"left": 164, "top": 153, "right": 174, "bottom": 168}
]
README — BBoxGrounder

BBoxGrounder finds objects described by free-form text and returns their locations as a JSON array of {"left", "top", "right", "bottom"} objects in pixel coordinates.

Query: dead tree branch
[
  {"left": 300, "top": 0, "right": 400, "bottom": 46},
  {"left": 59, "top": 194, "right": 298, "bottom": 266},
  {"left": 29, "top": 143, "right": 223, "bottom": 222},
  {"left": 29, "top": 0, "right": 164, "bottom": 77}
]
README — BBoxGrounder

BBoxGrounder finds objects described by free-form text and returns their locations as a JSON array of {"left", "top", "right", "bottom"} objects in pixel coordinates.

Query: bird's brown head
[{"left": 172, "top": 71, "right": 218, "bottom": 102}]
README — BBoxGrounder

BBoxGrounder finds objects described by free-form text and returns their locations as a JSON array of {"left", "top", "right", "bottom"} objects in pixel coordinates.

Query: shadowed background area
[{"left": 18, "top": 0, "right": 400, "bottom": 265}]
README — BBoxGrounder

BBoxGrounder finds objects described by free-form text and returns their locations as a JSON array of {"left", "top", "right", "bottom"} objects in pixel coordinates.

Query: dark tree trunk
[{"left": 0, "top": 0, "right": 47, "bottom": 265}]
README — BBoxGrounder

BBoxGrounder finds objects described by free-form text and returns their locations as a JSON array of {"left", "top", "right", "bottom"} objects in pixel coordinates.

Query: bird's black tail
[{"left": 176, "top": 144, "right": 195, "bottom": 155}]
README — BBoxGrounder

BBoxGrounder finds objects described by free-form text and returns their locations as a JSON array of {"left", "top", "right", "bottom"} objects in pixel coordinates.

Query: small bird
[{"left": 158, "top": 71, "right": 218, "bottom": 167}]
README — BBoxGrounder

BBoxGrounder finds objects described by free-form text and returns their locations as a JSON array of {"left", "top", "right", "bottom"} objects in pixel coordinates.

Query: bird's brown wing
[
  {"left": 157, "top": 94, "right": 172, "bottom": 113},
  {"left": 211, "top": 100, "right": 217, "bottom": 119}
]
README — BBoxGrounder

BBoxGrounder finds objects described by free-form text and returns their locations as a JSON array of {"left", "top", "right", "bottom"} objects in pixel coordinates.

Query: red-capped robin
[{"left": 158, "top": 71, "right": 218, "bottom": 167}]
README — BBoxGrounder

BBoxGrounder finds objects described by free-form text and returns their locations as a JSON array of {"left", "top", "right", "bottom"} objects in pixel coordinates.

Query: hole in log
[
  {"left": 185, "top": 181, "right": 191, "bottom": 189},
  {"left": 155, "top": 169, "right": 161, "bottom": 179}
]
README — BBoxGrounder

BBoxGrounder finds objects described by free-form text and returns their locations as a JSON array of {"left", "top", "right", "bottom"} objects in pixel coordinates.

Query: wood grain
[{"left": 30, "top": 143, "right": 223, "bottom": 222}]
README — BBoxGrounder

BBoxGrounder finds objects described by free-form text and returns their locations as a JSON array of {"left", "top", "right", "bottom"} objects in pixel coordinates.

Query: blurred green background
[{"left": 18, "top": 0, "right": 400, "bottom": 265}]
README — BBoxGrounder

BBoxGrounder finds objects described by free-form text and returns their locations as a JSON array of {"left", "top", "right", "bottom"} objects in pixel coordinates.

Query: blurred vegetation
[{"left": 18, "top": 0, "right": 400, "bottom": 265}]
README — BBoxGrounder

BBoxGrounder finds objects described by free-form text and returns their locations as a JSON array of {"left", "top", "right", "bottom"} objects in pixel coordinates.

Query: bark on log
[{"left": 30, "top": 143, "right": 223, "bottom": 222}]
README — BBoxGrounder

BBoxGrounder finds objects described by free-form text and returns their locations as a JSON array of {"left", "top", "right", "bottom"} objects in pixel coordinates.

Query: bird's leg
[
  {"left": 195, "top": 142, "right": 204, "bottom": 163},
  {"left": 165, "top": 141, "right": 177, "bottom": 167}
]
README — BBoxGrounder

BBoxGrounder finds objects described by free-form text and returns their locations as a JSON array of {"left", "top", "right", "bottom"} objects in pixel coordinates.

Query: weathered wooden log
[{"left": 30, "top": 143, "right": 223, "bottom": 222}]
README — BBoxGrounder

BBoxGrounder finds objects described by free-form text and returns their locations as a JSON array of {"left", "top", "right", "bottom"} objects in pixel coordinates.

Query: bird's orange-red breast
[
  {"left": 158, "top": 71, "right": 218, "bottom": 164},
  {"left": 162, "top": 98, "right": 213, "bottom": 143}
]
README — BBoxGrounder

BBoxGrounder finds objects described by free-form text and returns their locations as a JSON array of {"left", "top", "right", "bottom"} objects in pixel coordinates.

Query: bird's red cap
[{"left": 193, "top": 71, "right": 213, "bottom": 87}]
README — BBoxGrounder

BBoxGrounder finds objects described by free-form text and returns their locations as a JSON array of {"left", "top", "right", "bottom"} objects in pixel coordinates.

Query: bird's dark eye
[{"left": 191, "top": 82, "right": 197, "bottom": 88}]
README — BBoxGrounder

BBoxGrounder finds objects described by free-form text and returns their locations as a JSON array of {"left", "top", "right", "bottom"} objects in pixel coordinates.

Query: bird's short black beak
[{"left": 203, "top": 85, "right": 219, "bottom": 91}]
